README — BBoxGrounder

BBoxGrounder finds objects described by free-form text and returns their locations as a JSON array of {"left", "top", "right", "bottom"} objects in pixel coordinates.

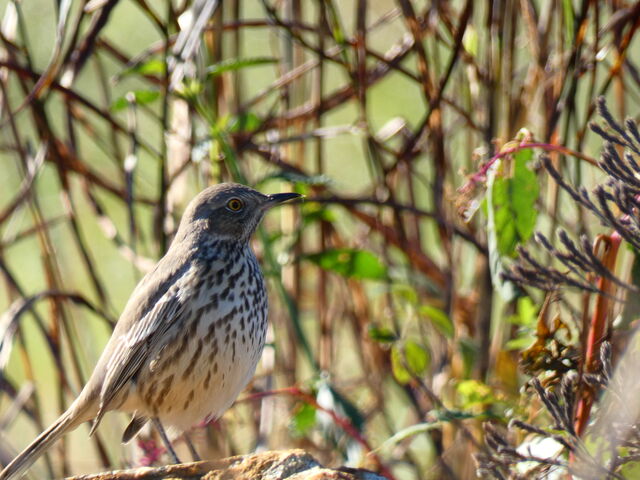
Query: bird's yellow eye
[{"left": 226, "top": 198, "right": 244, "bottom": 211}]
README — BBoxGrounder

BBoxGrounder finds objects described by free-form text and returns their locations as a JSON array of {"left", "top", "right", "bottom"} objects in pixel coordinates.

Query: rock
[{"left": 66, "top": 449, "right": 386, "bottom": 480}]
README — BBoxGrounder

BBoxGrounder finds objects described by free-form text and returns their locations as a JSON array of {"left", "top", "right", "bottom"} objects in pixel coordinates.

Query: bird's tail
[{"left": 0, "top": 399, "right": 90, "bottom": 480}]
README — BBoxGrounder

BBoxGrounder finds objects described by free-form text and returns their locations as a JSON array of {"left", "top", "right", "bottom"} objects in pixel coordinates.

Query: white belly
[{"left": 130, "top": 249, "right": 268, "bottom": 432}]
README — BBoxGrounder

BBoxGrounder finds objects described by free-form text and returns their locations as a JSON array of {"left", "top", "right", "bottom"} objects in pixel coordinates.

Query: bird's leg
[
  {"left": 152, "top": 418, "right": 181, "bottom": 464},
  {"left": 183, "top": 432, "right": 201, "bottom": 461}
]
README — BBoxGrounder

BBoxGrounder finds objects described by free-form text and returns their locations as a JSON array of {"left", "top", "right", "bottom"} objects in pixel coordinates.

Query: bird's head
[{"left": 175, "top": 183, "right": 301, "bottom": 244}]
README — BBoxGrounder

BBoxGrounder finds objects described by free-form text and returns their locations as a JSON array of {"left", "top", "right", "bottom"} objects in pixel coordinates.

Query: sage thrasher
[{"left": 0, "top": 183, "right": 301, "bottom": 480}]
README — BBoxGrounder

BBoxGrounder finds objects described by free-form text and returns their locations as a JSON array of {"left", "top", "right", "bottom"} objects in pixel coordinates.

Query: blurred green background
[{"left": 0, "top": 1, "right": 639, "bottom": 479}]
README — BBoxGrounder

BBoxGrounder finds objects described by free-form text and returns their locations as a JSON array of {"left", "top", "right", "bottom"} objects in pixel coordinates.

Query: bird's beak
[{"left": 265, "top": 192, "right": 303, "bottom": 209}]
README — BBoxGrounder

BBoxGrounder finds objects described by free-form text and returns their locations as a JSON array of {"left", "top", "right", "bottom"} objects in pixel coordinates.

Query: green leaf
[
  {"left": 419, "top": 305, "right": 454, "bottom": 339},
  {"left": 505, "top": 297, "right": 539, "bottom": 351},
  {"left": 290, "top": 402, "right": 317, "bottom": 437},
  {"left": 228, "top": 112, "right": 262, "bottom": 133},
  {"left": 110, "top": 90, "right": 160, "bottom": 111},
  {"left": 175, "top": 79, "right": 204, "bottom": 103},
  {"left": 391, "top": 341, "right": 430, "bottom": 384},
  {"left": 301, "top": 204, "right": 337, "bottom": 226},
  {"left": 490, "top": 148, "right": 539, "bottom": 257},
  {"left": 508, "top": 296, "right": 538, "bottom": 327},
  {"left": 456, "top": 379, "right": 497, "bottom": 410},
  {"left": 619, "top": 459, "right": 640, "bottom": 478},
  {"left": 305, "top": 248, "right": 387, "bottom": 280},
  {"left": 392, "top": 284, "right": 418, "bottom": 305},
  {"left": 458, "top": 337, "right": 478, "bottom": 378},
  {"left": 120, "top": 58, "right": 166, "bottom": 77},
  {"left": 485, "top": 148, "right": 539, "bottom": 300},
  {"left": 462, "top": 26, "right": 478, "bottom": 57},
  {"left": 405, "top": 340, "right": 429, "bottom": 376},
  {"left": 368, "top": 324, "right": 397, "bottom": 343},
  {"left": 391, "top": 344, "right": 411, "bottom": 384},
  {"left": 511, "top": 149, "right": 539, "bottom": 242},
  {"left": 206, "top": 57, "right": 277, "bottom": 77}
]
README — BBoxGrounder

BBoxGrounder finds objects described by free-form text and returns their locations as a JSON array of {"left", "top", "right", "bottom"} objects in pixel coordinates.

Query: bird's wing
[{"left": 90, "top": 258, "right": 199, "bottom": 434}]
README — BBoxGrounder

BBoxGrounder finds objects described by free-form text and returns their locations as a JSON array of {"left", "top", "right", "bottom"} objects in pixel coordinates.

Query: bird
[{"left": 0, "top": 183, "right": 301, "bottom": 480}]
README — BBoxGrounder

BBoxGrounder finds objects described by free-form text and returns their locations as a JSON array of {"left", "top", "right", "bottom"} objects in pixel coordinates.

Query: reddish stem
[
  {"left": 574, "top": 231, "right": 622, "bottom": 436},
  {"left": 459, "top": 141, "right": 598, "bottom": 194}
]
